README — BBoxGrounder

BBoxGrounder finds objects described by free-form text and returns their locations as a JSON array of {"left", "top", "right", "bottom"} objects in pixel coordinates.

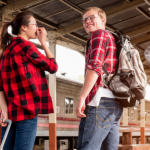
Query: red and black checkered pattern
[
  {"left": 0, "top": 37, "right": 58, "bottom": 122},
  {"left": 85, "top": 29, "right": 118, "bottom": 105}
]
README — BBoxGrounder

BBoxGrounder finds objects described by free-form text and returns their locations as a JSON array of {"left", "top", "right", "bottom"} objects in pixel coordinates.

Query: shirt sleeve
[
  {"left": 87, "top": 30, "right": 106, "bottom": 76},
  {"left": 0, "top": 57, "right": 3, "bottom": 91},
  {"left": 26, "top": 43, "right": 58, "bottom": 74}
]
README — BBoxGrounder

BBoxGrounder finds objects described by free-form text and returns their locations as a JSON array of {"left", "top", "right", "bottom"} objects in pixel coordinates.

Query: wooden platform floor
[{"left": 118, "top": 144, "right": 150, "bottom": 150}]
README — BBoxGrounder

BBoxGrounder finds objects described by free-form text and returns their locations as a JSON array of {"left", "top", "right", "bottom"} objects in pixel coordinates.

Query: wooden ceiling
[{"left": 1, "top": 0, "right": 150, "bottom": 81}]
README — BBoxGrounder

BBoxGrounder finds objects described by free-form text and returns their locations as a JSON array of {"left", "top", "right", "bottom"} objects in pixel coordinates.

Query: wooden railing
[{"left": 119, "top": 126, "right": 150, "bottom": 150}]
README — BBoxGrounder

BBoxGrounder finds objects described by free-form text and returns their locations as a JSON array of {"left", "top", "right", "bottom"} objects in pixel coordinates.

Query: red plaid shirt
[
  {"left": 0, "top": 37, "right": 58, "bottom": 122},
  {"left": 85, "top": 29, "right": 118, "bottom": 105}
]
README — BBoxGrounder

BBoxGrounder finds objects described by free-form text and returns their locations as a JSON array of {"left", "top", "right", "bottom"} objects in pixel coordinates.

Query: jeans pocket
[{"left": 96, "top": 107, "right": 115, "bottom": 129}]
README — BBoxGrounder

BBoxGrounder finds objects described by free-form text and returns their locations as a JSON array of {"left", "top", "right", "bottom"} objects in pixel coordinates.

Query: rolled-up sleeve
[
  {"left": 87, "top": 30, "right": 106, "bottom": 76},
  {"left": 26, "top": 43, "right": 58, "bottom": 74},
  {"left": 0, "top": 58, "right": 3, "bottom": 91}
]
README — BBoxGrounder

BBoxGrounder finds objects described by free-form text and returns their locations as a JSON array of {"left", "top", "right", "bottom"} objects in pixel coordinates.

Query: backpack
[{"left": 102, "top": 30, "right": 147, "bottom": 108}]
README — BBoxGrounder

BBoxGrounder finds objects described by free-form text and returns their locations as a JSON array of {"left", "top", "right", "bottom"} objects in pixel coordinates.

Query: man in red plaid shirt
[{"left": 76, "top": 7, "right": 123, "bottom": 150}]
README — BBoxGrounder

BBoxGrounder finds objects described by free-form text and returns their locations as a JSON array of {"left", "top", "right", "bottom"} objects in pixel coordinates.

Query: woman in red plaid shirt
[{"left": 0, "top": 11, "right": 58, "bottom": 150}]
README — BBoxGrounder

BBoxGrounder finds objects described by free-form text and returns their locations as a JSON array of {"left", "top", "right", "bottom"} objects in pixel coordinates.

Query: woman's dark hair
[{"left": 0, "top": 11, "right": 34, "bottom": 54}]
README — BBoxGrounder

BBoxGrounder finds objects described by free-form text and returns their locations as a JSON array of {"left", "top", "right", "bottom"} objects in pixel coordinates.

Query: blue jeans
[
  {"left": 77, "top": 97, "right": 123, "bottom": 150},
  {"left": 1, "top": 116, "right": 37, "bottom": 150}
]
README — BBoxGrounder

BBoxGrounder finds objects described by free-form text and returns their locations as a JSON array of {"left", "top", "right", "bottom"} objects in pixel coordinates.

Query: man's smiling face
[{"left": 82, "top": 10, "right": 105, "bottom": 35}]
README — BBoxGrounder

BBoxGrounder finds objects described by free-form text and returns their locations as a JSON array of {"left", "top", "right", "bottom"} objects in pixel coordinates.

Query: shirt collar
[{"left": 12, "top": 36, "right": 27, "bottom": 42}]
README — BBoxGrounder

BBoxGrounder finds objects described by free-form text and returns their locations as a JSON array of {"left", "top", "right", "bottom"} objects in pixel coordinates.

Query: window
[{"left": 65, "top": 97, "right": 73, "bottom": 114}]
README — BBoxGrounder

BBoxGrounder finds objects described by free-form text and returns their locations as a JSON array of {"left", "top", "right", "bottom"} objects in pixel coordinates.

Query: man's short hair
[{"left": 82, "top": 7, "right": 107, "bottom": 25}]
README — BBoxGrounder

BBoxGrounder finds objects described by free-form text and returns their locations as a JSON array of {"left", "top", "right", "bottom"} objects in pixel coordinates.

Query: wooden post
[
  {"left": 122, "top": 108, "right": 128, "bottom": 126},
  {"left": 119, "top": 127, "right": 133, "bottom": 145},
  {"left": 136, "top": 137, "right": 139, "bottom": 144},
  {"left": 140, "top": 99, "right": 145, "bottom": 144},
  {"left": 48, "top": 33, "right": 57, "bottom": 150}
]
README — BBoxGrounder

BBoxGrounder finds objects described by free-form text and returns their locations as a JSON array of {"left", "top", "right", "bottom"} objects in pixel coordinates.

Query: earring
[{"left": 7, "top": 25, "right": 17, "bottom": 37}]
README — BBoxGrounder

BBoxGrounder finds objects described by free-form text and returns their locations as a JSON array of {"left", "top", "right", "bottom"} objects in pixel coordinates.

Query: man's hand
[
  {"left": 76, "top": 69, "right": 98, "bottom": 118},
  {"left": 76, "top": 98, "right": 86, "bottom": 118},
  {"left": 0, "top": 110, "right": 8, "bottom": 127}
]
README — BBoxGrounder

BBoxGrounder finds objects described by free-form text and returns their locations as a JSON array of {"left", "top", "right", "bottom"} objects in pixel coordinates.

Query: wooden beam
[
  {"left": 1, "top": 0, "right": 44, "bottom": 15},
  {"left": 145, "top": 68, "right": 150, "bottom": 73},
  {"left": 125, "top": 24, "right": 150, "bottom": 38},
  {"left": 59, "top": 0, "right": 83, "bottom": 13},
  {"left": 136, "top": 44, "right": 144, "bottom": 51},
  {"left": 76, "top": 0, "right": 94, "bottom": 6},
  {"left": 58, "top": 36, "right": 83, "bottom": 45},
  {"left": 136, "top": 7, "right": 150, "bottom": 20},
  {"left": 4, "top": 10, "right": 58, "bottom": 29},
  {"left": 107, "top": 0, "right": 145, "bottom": 19},
  {"left": 145, "top": 0, "right": 150, "bottom": 6},
  {"left": 131, "top": 33, "right": 150, "bottom": 46},
  {"left": 0, "top": 0, "right": 6, "bottom": 5},
  {"left": 57, "top": 19, "right": 116, "bottom": 35},
  {"left": 143, "top": 59, "right": 148, "bottom": 65},
  {"left": 2, "top": 15, "right": 4, "bottom": 22},
  {"left": 25, "top": 0, "right": 53, "bottom": 10},
  {"left": 33, "top": 12, "right": 58, "bottom": 29},
  {"left": 45, "top": 8, "right": 70, "bottom": 18},
  {"left": 113, "top": 14, "right": 141, "bottom": 26},
  {"left": 4, "top": 11, "right": 86, "bottom": 44},
  {"left": 45, "top": 0, "right": 93, "bottom": 18},
  {"left": 69, "top": 33, "right": 87, "bottom": 43},
  {"left": 140, "top": 55, "right": 146, "bottom": 61},
  {"left": 4, "top": 14, "right": 14, "bottom": 21},
  {"left": 1, "top": 0, "right": 87, "bottom": 42},
  {"left": 57, "top": 22, "right": 83, "bottom": 35},
  {"left": 106, "top": 24, "right": 116, "bottom": 32},
  {"left": 57, "top": 0, "right": 146, "bottom": 35},
  {"left": 56, "top": 39, "right": 85, "bottom": 52}
]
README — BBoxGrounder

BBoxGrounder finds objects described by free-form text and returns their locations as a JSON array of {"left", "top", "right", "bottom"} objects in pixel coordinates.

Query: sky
[{"left": 56, "top": 45, "right": 85, "bottom": 80}]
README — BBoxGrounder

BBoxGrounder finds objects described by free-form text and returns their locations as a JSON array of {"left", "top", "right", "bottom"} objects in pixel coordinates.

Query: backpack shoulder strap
[
  {"left": 102, "top": 66, "right": 109, "bottom": 76},
  {"left": 102, "top": 30, "right": 130, "bottom": 76}
]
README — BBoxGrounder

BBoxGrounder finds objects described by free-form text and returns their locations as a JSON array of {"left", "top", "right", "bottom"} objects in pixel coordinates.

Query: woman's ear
[{"left": 20, "top": 25, "right": 27, "bottom": 32}]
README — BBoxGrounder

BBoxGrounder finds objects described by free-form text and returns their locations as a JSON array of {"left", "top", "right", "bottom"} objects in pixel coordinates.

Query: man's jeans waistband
[{"left": 84, "top": 97, "right": 119, "bottom": 115}]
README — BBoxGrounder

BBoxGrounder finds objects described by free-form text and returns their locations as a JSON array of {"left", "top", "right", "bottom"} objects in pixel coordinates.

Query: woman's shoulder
[
  {"left": 28, "top": 41, "right": 37, "bottom": 49},
  {"left": 12, "top": 37, "right": 36, "bottom": 47},
  {"left": 9, "top": 37, "right": 37, "bottom": 54}
]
